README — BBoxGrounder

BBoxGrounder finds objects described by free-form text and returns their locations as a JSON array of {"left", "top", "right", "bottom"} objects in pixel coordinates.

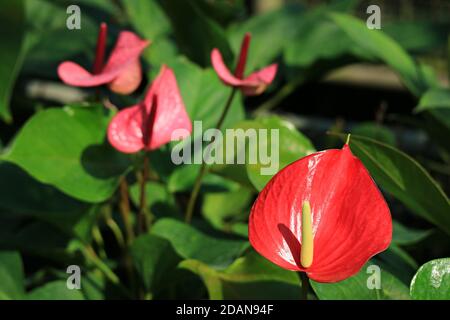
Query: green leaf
[
  {"left": 311, "top": 262, "right": 410, "bottom": 300},
  {"left": 23, "top": 0, "right": 99, "bottom": 78},
  {"left": 121, "top": 0, "right": 178, "bottom": 67},
  {"left": 0, "top": 251, "right": 25, "bottom": 299},
  {"left": 0, "top": 221, "right": 79, "bottom": 261},
  {"left": 284, "top": 10, "right": 372, "bottom": 70},
  {"left": 410, "top": 258, "right": 450, "bottom": 300},
  {"left": 180, "top": 250, "right": 301, "bottom": 299},
  {"left": 3, "top": 105, "right": 130, "bottom": 202},
  {"left": 352, "top": 123, "right": 396, "bottom": 146},
  {"left": 392, "top": 220, "right": 432, "bottom": 246},
  {"left": 384, "top": 21, "right": 450, "bottom": 53},
  {"left": 229, "top": 1, "right": 359, "bottom": 72},
  {"left": 202, "top": 183, "right": 253, "bottom": 230},
  {"left": 416, "top": 88, "right": 450, "bottom": 112},
  {"left": 330, "top": 13, "right": 430, "bottom": 96},
  {"left": 377, "top": 245, "right": 418, "bottom": 285},
  {"left": 130, "top": 234, "right": 180, "bottom": 296},
  {"left": 122, "top": 0, "right": 170, "bottom": 40},
  {"left": 27, "top": 281, "right": 84, "bottom": 300},
  {"left": 157, "top": 0, "right": 232, "bottom": 67},
  {"left": 218, "top": 116, "right": 315, "bottom": 191},
  {"left": 0, "top": 0, "right": 25, "bottom": 122},
  {"left": 346, "top": 134, "right": 450, "bottom": 236},
  {"left": 151, "top": 218, "right": 248, "bottom": 269},
  {"left": 172, "top": 57, "right": 245, "bottom": 131},
  {"left": 151, "top": 57, "right": 245, "bottom": 192},
  {"left": 129, "top": 181, "right": 179, "bottom": 218},
  {"left": 0, "top": 162, "right": 97, "bottom": 242},
  {"left": 229, "top": 4, "right": 305, "bottom": 71},
  {"left": 422, "top": 109, "right": 450, "bottom": 152}
]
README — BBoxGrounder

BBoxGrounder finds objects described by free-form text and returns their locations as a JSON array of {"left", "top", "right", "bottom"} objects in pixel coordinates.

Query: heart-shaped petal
[
  {"left": 211, "top": 48, "right": 243, "bottom": 87},
  {"left": 108, "top": 59, "right": 143, "bottom": 95},
  {"left": 108, "top": 65, "right": 192, "bottom": 153},
  {"left": 58, "top": 30, "right": 149, "bottom": 93},
  {"left": 249, "top": 144, "right": 392, "bottom": 283},
  {"left": 241, "top": 64, "right": 278, "bottom": 96}
]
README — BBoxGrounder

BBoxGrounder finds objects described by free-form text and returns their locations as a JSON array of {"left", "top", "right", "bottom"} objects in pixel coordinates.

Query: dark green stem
[
  {"left": 119, "top": 178, "right": 134, "bottom": 244},
  {"left": 184, "top": 88, "right": 237, "bottom": 223},
  {"left": 299, "top": 272, "right": 309, "bottom": 300},
  {"left": 138, "top": 153, "right": 150, "bottom": 233}
]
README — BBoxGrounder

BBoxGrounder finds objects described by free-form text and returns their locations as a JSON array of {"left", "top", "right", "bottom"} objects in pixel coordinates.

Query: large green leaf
[
  {"left": 311, "top": 262, "right": 410, "bottom": 300},
  {"left": 2, "top": 105, "right": 130, "bottom": 202},
  {"left": 216, "top": 116, "right": 315, "bottom": 191},
  {"left": 229, "top": 0, "right": 359, "bottom": 72},
  {"left": 23, "top": 0, "right": 99, "bottom": 78},
  {"left": 172, "top": 57, "right": 245, "bottom": 131},
  {"left": 0, "top": 0, "right": 25, "bottom": 122},
  {"left": 410, "top": 258, "right": 450, "bottom": 300},
  {"left": 150, "top": 57, "right": 245, "bottom": 192},
  {"left": 0, "top": 162, "right": 96, "bottom": 241},
  {"left": 284, "top": 10, "right": 372, "bottom": 70},
  {"left": 422, "top": 109, "right": 450, "bottom": 152},
  {"left": 416, "top": 88, "right": 450, "bottom": 112},
  {"left": 202, "top": 183, "right": 253, "bottom": 231},
  {"left": 121, "top": 0, "right": 178, "bottom": 66},
  {"left": 180, "top": 250, "right": 301, "bottom": 299},
  {"left": 352, "top": 123, "right": 396, "bottom": 146},
  {"left": 247, "top": 117, "right": 315, "bottom": 191},
  {"left": 392, "top": 220, "right": 432, "bottom": 246},
  {"left": 377, "top": 244, "right": 418, "bottom": 285},
  {"left": 130, "top": 234, "right": 180, "bottom": 297},
  {"left": 0, "top": 251, "right": 25, "bottom": 300},
  {"left": 229, "top": 4, "right": 305, "bottom": 72},
  {"left": 330, "top": 13, "right": 431, "bottom": 96},
  {"left": 346, "top": 135, "right": 450, "bottom": 236},
  {"left": 157, "top": 0, "right": 232, "bottom": 67},
  {"left": 122, "top": 0, "right": 170, "bottom": 40},
  {"left": 384, "top": 21, "right": 450, "bottom": 53},
  {"left": 0, "top": 219, "right": 74, "bottom": 261},
  {"left": 129, "top": 181, "right": 179, "bottom": 218},
  {"left": 27, "top": 281, "right": 84, "bottom": 300},
  {"left": 151, "top": 218, "right": 248, "bottom": 269}
]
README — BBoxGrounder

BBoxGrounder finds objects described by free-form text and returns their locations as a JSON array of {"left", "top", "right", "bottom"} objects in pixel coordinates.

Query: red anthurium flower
[
  {"left": 107, "top": 65, "right": 192, "bottom": 153},
  {"left": 58, "top": 23, "right": 150, "bottom": 95},
  {"left": 248, "top": 143, "right": 392, "bottom": 283},
  {"left": 211, "top": 33, "right": 278, "bottom": 96}
]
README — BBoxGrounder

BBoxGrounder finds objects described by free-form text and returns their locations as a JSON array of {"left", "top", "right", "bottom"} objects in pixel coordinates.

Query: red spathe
[
  {"left": 248, "top": 144, "right": 392, "bottom": 283},
  {"left": 211, "top": 33, "right": 277, "bottom": 96},
  {"left": 58, "top": 27, "right": 149, "bottom": 95},
  {"left": 107, "top": 65, "right": 192, "bottom": 153}
]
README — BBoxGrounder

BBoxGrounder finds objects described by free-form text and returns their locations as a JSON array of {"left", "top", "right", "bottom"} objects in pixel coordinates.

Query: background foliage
[{"left": 0, "top": 0, "right": 449, "bottom": 300}]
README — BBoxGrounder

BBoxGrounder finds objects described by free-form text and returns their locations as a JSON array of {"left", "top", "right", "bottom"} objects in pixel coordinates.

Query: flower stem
[
  {"left": 84, "top": 244, "right": 120, "bottom": 285},
  {"left": 138, "top": 153, "right": 150, "bottom": 233},
  {"left": 299, "top": 272, "right": 309, "bottom": 300},
  {"left": 345, "top": 133, "right": 351, "bottom": 145},
  {"left": 119, "top": 178, "right": 134, "bottom": 244},
  {"left": 105, "top": 217, "right": 125, "bottom": 249},
  {"left": 184, "top": 88, "right": 237, "bottom": 223}
]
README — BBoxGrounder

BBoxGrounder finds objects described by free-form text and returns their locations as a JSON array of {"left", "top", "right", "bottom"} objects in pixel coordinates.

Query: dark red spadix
[
  {"left": 248, "top": 143, "right": 392, "bottom": 283},
  {"left": 107, "top": 65, "right": 192, "bottom": 153},
  {"left": 58, "top": 23, "right": 150, "bottom": 95},
  {"left": 211, "top": 33, "right": 278, "bottom": 96}
]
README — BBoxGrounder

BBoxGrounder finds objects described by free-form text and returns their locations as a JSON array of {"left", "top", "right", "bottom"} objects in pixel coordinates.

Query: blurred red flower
[
  {"left": 58, "top": 23, "right": 149, "bottom": 94},
  {"left": 107, "top": 65, "right": 192, "bottom": 153},
  {"left": 211, "top": 33, "right": 278, "bottom": 96},
  {"left": 249, "top": 143, "right": 392, "bottom": 283}
]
